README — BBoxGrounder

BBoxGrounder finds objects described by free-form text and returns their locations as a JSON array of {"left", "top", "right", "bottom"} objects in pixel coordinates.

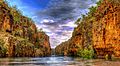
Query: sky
[{"left": 6, "top": 0, "right": 98, "bottom": 48}]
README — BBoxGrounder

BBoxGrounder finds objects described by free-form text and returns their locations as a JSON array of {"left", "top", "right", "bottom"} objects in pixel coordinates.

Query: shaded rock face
[
  {"left": 0, "top": 32, "right": 35, "bottom": 57},
  {"left": 0, "top": 1, "right": 51, "bottom": 57},
  {"left": 55, "top": 19, "right": 93, "bottom": 56},
  {"left": 33, "top": 32, "right": 51, "bottom": 56},
  {"left": 3, "top": 14, "right": 13, "bottom": 33},
  {"left": 55, "top": 0, "right": 120, "bottom": 58}
]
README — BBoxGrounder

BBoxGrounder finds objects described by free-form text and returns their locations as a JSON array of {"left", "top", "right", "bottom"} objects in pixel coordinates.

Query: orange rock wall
[
  {"left": 0, "top": 1, "right": 51, "bottom": 57},
  {"left": 55, "top": 0, "right": 120, "bottom": 58},
  {"left": 93, "top": 0, "right": 120, "bottom": 57}
]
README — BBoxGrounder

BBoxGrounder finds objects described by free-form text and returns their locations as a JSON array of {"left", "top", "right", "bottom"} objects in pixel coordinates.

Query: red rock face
[
  {"left": 0, "top": 2, "right": 13, "bottom": 32},
  {"left": 0, "top": 1, "right": 51, "bottom": 57},
  {"left": 56, "top": 0, "right": 120, "bottom": 58},
  {"left": 55, "top": 17, "right": 93, "bottom": 56},
  {"left": 93, "top": 0, "right": 120, "bottom": 57},
  {"left": 36, "top": 32, "right": 51, "bottom": 56}
]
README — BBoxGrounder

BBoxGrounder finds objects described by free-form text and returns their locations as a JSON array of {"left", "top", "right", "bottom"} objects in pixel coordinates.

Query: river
[{"left": 0, "top": 56, "right": 120, "bottom": 66}]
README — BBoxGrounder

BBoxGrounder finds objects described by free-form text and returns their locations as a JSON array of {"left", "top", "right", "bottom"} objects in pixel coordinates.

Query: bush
[
  {"left": 0, "top": 39, "right": 4, "bottom": 45},
  {"left": 0, "top": 45, "right": 7, "bottom": 55},
  {"left": 77, "top": 48, "right": 94, "bottom": 59},
  {"left": 0, "top": 39, "right": 7, "bottom": 56}
]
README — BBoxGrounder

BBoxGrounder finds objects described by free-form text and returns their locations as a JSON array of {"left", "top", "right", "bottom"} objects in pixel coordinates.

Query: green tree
[
  {"left": 75, "top": 18, "right": 81, "bottom": 25},
  {"left": 38, "top": 28, "right": 43, "bottom": 32},
  {"left": 96, "top": 0, "right": 103, "bottom": 6},
  {"left": 10, "top": 5, "right": 22, "bottom": 24},
  {"left": 88, "top": 6, "right": 97, "bottom": 16},
  {"left": 77, "top": 48, "right": 94, "bottom": 59}
]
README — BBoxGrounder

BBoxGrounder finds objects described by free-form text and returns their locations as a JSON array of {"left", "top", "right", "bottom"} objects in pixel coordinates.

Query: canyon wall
[
  {"left": 55, "top": 0, "right": 120, "bottom": 58},
  {"left": 93, "top": 0, "right": 120, "bottom": 57},
  {"left": 0, "top": 1, "right": 51, "bottom": 57}
]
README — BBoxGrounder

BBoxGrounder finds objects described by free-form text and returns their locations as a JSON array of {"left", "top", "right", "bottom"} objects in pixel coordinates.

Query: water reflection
[
  {"left": 0, "top": 56, "right": 79, "bottom": 66},
  {"left": 0, "top": 56, "right": 119, "bottom": 66}
]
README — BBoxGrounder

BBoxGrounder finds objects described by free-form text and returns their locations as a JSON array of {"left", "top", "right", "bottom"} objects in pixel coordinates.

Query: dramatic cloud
[
  {"left": 36, "top": 0, "right": 98, "bottom": 48},
  {"left": 37, "top": 0, "right": 96, "bottom": 20},
  {"left": 7, "top": 0, "right": 98, "bottom": 48}
]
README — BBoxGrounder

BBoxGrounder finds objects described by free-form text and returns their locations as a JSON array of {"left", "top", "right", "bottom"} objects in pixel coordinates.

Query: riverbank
[{"left": 93, "top": 60, "right": 120, "bottom": 66}]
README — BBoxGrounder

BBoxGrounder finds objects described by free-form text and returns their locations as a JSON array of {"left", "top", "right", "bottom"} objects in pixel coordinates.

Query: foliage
[
  {"left": 37, "top": 28, "right": 46, "bottom": 34},
  {"left": 105, "top": 54, "right": 112, "bottom": 60},
  {"left": 38, "top": 28, "right": 43, "bottom": 32},
  {"left": 0, "top": 39, "right": 7, "bottom": 56},
  {"left": 108, "top": 0, "right": 120, "bottom": 5},
  {"left": 81, "top": 14, "right": 86, "bottom": 19},
  {"left": 0, "top": 45, "right": 7, "bottom": 55},
  {"left": 96, "top": 0, "right": 103, "bottom": 6},
  {"left": 35, "top": 42, "right": 40, "bottom": 48},
  {"left": 77, "top": 48, "right": 94, "bottom": 59},
  {"left": 75, "top": 18, "right": 81, "bottom": 25},
  {"left": 15, "top": 38, "right": 35, "bottom": 57},
  {"left": 72, "top": 0, "right": 98, "bottom": 58},
  {"left": 10, "top": 5, "right": 22, "bottom": 24},
  {"left": 0, "top": 39, "right": 4, "bottom": 45},
  {"left": 0, "top": 0, "right": 51, "bottom": 57},
  {"left": 88, "top": 6, "right": 97, "bottom": 16}
]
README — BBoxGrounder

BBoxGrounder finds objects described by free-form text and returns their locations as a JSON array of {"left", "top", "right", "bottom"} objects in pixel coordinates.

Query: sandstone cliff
[
  {"left": 55, "top": 0, "right": 120, "bottom": 58},
  {"left": 0, "top": 1, "right": 51, "bottom": 57},
  {"left": 93, "top": 0, "right": 120, "bottom": 58}
]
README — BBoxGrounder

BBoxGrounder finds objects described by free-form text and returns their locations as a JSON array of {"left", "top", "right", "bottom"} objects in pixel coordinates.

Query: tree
[
  {"left": 88, "top": 6, "right": 97, "bottom": 16},
  {"left": 39, "top": 28, "right": 43, "bottom": 32},
  {"left": 96, "top": 0, "right": 103, "bottom": 6},
  {"left": 75, "top": 18, "right": 81, "bottom": 25}
]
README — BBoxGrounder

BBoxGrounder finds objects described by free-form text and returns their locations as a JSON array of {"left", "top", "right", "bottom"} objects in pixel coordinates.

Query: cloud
[
  {"left": 37, "top": 0, "right": 98, "bottom": 20},
  {"left": 7, "top": 0, "right": 98, "bottom": 48},
  {"left": 35, "top": 18, "right": 76, "bottom": 48},
  {"left": 41, "top": 19, "right": 54, "bottom": 23},
  {"left": 60, "top": 21, "right": 77, "bottom": 27},
  {"left": 50, "top": 30, "right": 73, "bottom": 48},
  {"left": 35, "top": 0, "right": 98, "bottom": 48}
]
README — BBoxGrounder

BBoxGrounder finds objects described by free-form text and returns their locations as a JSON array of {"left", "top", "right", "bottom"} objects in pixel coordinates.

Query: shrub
[
  {"left": 0, "top": 39, "right": 7, "bottom": 56},
  {"left": 77, "top": 48, "right": 94, "bottom": 59}
]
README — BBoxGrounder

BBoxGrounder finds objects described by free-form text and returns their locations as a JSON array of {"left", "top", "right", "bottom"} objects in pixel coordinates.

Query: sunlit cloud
[{"left": 7, "top": 0, "right": 98, "bottom": 48}]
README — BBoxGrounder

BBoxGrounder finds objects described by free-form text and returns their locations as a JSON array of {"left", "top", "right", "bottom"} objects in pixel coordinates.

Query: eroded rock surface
[
  {"left": 55, "top": 0, "right": 120, "bottom": 58},
  {"left": 0, "top": 1, "right": 51, "bottom": 57}
]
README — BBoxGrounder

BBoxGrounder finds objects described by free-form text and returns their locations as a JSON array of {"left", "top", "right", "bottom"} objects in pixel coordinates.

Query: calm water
[{"left": 0, "top": 56, "right": 119, "bottom": 66}]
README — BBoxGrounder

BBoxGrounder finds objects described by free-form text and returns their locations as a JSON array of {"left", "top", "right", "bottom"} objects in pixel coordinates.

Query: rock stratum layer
[
  {"left": 0, "top": 1, "right": 51, "bottom": 57},
  {"left": 55, "top": 0, "right": 120, "bottom": 58}
]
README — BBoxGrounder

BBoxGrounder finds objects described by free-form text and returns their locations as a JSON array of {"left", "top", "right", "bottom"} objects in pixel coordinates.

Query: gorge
[
  {"left": 55, "top": 0, "right": 120, "bottom": 59},
  {"left": 0, "top": 0, "right": 120, "bottom": 65},
  {"left": 0, "top": 0, "right": 120, "bottom": 59},
  {"left": 0, "top": 0, "right": 51, "bottom": 57}
]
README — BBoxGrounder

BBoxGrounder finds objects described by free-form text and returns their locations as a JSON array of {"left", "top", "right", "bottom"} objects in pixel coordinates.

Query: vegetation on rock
[
  {"left": 0, "top": 1, "right": 51, "bottom": 57},
  {"left": 55, "top": 0, "right": 120, "bottom": 59}
]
